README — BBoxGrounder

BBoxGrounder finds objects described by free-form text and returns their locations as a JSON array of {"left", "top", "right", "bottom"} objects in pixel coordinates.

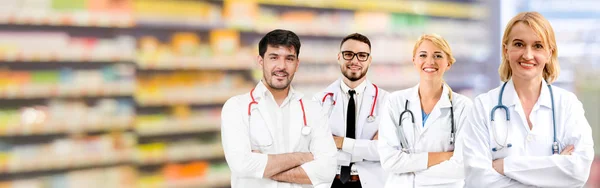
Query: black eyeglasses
[{"left": 341, "top": 51, "right": 370, "bottom": 62}]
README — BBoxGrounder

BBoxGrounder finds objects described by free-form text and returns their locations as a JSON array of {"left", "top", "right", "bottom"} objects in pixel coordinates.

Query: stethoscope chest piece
[
  {"left": 301, "top": 126, "right": 311, "bottom": 135},
  {"left": 367, "top": 115, "right": 375, "bottom": 123}
]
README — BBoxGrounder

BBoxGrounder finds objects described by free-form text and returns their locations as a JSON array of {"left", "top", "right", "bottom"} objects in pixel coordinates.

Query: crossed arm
[{"left": 252, "top": 151, "right": 314, "bottom": 184}]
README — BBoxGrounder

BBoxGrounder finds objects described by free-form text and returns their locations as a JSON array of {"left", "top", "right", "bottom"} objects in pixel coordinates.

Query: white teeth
[
  {"left": 423, "top": 68, "right": 437, "bottom": 72},
  {"left": 520, "top": 62, "right": 534, "bottom": 67}
]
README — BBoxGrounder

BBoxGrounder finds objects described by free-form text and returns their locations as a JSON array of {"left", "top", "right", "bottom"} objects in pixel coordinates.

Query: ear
[{"left": 257, "top": 55, "right": 264, "bottom": 68}]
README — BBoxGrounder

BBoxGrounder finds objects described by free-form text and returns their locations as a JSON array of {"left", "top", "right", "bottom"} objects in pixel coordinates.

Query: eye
[
  {"left": 514, "top": 42, "right": 523, "bottom": 47},
  {"left": 286, "top": 57, "right": 296, "bottom": 61},
  {"left": 534, "top": 44, "right": 544, "bottom": 49},
  {"left": 270, "top": 56, "right": 277, "bottom": 60},
  {"left": 358, "top": 53, "right": 368, "bottom": 59},
  {"left": 435, "top": 54, "right": 443, "bottom": 58},
  {"left": 419, "top": 54, "right": 427, "bottom": 58},
  {"left": 343, "top": 52, "right": 354, "bottom": 59}
]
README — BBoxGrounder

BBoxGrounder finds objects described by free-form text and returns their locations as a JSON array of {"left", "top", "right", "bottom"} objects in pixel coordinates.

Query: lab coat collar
[
  {"left": 321, "top": 79, "right": 376, "bottom": 103},
  {"left": 406, "top": 83, "right": 452, "bottom": 109},
  {"left": 503, "top": 79, "right": 552, "bottom": 108}
]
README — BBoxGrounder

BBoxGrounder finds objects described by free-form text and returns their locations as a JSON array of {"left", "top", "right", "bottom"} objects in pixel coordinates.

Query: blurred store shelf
[
  {"left": 254, "top": 0, "right": 486, "bottom": 20},
  {"left": 0, "top": 151, "right": 132, "bottom": 175},
  {"left": 136, "top": 56, "right": 255, "bottom": 71},
  {"left": 136, "top": 116, "right": 220, "bottom": 137},
  {"left": 0, "top": 83, "right": 134, "bottom": 100},
  {"left": 0, "top": 117, "right": 133, "bottom": 137},
  {"left": 136, "top": 143, "right": 224, "bottom": 166},
  {"left": 135, "top": 87, "right": 251, "bottom": 107}
]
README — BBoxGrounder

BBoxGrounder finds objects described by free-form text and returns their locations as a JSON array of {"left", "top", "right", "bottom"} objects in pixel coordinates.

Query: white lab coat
[
  {"left": 462, "top": 79, "right": 594, "bottom": 188},
  {"left": 312, "top": 79, "right": 389, "bottom": 188},
  {"left": 378, "top": 84, "right": 472, "bottom": 187},
  {"left": 221, "top": 82, "right": 337, "bottom": 188}
]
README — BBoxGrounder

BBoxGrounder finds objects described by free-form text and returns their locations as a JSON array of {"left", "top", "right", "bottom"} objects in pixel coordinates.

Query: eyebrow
[
  {"left": 419, "top": 51, "right": 443, "bottom": 54},
  {"left": 512, "top": 39, "right": 543, "bottom": 43}
]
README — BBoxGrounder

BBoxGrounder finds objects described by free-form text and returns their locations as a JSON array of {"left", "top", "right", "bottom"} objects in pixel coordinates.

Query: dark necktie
[{"left": 340, "top": 90, "right": 356, "bottom": 184}]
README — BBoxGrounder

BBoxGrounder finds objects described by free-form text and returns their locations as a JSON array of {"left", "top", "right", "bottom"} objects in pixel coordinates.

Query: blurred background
[{"left": 0, "top": 0, "right": 598, "bottom": 187}]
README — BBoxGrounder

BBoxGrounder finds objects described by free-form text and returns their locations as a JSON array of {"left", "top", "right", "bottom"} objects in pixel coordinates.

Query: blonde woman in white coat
[
  {"left": 462, "top": 12, "right": 594, "bottom": 188},
  {"left": 378, "top": 34, "right": 472, "bottom": 187}
]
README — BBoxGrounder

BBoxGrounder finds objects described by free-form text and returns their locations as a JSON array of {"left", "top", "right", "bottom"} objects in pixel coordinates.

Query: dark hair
[
  {"left": 340, "top": 33, "right": 371, "bottom": 50},
  {"left": 258, "top": 29, "right": 301, "bottom": 57}
]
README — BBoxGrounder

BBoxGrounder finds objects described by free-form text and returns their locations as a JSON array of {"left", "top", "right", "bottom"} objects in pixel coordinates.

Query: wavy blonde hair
[{"left": 499, "top": 11, "right": 559, "bottom": 83}]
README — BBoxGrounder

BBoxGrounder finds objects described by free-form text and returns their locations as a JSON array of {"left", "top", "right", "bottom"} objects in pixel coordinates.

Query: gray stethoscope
[
  {"left": 247, "top": 88, "right": 311, "bottom": 145},
  {"left": 396, "top": 85, "right": 456, "bottom": 153},
  {"left": 490, "top": 82, "right": 559, "bottom": 154}
]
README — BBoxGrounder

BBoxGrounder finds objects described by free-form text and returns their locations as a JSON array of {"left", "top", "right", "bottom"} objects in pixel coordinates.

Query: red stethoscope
[
  {"left": 248, "top": 88, "right": 311, "bottom": 135},
  {"left": 322, "top": 84, "right": 379, "bottom": 123}
]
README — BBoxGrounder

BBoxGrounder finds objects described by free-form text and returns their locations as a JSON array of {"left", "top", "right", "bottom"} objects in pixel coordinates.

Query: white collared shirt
[{"left": 338, "top": 79, "right": 367, "bottom": 174}]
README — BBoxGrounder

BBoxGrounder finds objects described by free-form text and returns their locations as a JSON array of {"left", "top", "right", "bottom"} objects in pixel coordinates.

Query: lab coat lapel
[
  {"left": 288, "top": 98, "right": 303, "bottom": 152},
  {"left": 422, "top": 84, "right": 452, "bottom": 133},
  {"left": 253, "top": 93, "right": 276, "bottom": 145},
  {"left": 356, "top": 80, "right": 375, "bottom": 139},
  {"left": 407, "top": 85, "right": 424, "bottom": 136},
  {"left": 325, "top": 80, "right": 346, "bottom": 137},
  {"left": 506, "top": 79, "right": 530, "bottom": 132}
]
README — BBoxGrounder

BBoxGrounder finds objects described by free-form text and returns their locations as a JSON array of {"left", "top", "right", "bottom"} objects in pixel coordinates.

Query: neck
[
  {"left": 418, "top": 79, "right": 444, "bottom": 101},
  {"left": 342, "top": 76, "right": 365, "bottom": 90},
  {"left": 263, "top": 81, "right": 290, "bottom": 106},
  {"left": 513, "top": 76, "right": 543, "bottom": 103}
]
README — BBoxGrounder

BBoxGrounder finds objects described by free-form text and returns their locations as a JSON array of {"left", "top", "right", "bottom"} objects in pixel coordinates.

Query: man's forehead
[
  {"left": 266, "top": 45, "right": 297, "bottom": 56},
  {"left": 340, "top": 40, "right": 370, "bottom": 52}
]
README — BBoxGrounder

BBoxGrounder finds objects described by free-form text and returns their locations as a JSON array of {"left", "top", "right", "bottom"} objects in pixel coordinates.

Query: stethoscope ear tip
[
  {"left": 492, "top": 148, "right": 498, "bottom": 152},
  {"left": 507, "top": 143, "right": 512, "bottom": 148}
]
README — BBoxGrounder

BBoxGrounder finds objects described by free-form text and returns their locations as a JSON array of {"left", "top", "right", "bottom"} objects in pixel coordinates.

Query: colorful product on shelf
[
  {"left": 0, "top": 32, "right": 135, "bottom": 62},
  {"left": 0, "top": 0, "right": 134, "bottom": 27},
  {"left": 0, "top": 99, "right": 134, "bottom": 136},
  {"left": 136, "top": 31, "right": 253, "bottom": 70},
  {"left": 135, "top": 71, "right": 251, "bottom": 106},
  {"left": 0, "top": 133, "right": 136, "bottom": 174},
  {"left": 137, "top": 162, "right": 230, "bottom": 188},
  {"left": 0, "top": 166, "right": 137, "bottom": 188},
  {"left": 136, "top": 139, "right": 223, "bottom": 165},
  {"left": 136, "top": 108, "right": 221, "bottom": 136},
  {"left": 0, "top": 65, "right": 135, "bottom": 99}
]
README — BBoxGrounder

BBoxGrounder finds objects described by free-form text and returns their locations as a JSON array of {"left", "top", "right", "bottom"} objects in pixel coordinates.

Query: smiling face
[
  {"left": 413, "top": 40, "right": 451, "bottom": 82},
  {"left": 338, "top": 39, "right": 372, "bottom": 82},
  {"left": 258, "top": 45, "right": 299, "bottom": 90},
  {"left": 503, "top": 22, "right": 552, "bottom": 82}
]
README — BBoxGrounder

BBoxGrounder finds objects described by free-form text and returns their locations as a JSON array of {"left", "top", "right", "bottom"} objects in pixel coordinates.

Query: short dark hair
[
  {"left": 340, "top": 33, "right": 371, "bottom": 50},
  {"left": 258, "top": 29, "right": 301, "bottom": 57}
]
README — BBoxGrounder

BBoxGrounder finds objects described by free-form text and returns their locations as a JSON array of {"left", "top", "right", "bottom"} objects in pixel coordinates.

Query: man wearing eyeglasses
[{"left": 313, "top": 33, "right": 388, "bottom": 188}]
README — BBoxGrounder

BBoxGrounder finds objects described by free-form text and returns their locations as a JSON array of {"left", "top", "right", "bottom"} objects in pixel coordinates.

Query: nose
[
  {"left": 275, "top": 58, "right": 287, "bottom": 69},
  {"left": 425, "top": 56, "right": 435, "bottom": 65},
  {"left": 350, "top": 54, "right": 360, "bottom": 64},
  {"left": 522, "top": 47, "right": 534, "bottom": 60}
]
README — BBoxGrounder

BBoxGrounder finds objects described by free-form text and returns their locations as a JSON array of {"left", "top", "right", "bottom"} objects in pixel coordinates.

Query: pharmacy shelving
[{"left": 0, "top": 0, "right": 489, "bottom": 187}]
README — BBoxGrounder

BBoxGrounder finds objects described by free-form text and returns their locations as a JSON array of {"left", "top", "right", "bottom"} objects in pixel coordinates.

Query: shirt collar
[
  {"left": 503, "top": 78, "right": 551, "bottom": 108},
  {"left": 253, "top": 80, "right": 303, "bottom": 106},
  {"left": 340, "top": 79, "right": 368, "bottom": 97}
]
